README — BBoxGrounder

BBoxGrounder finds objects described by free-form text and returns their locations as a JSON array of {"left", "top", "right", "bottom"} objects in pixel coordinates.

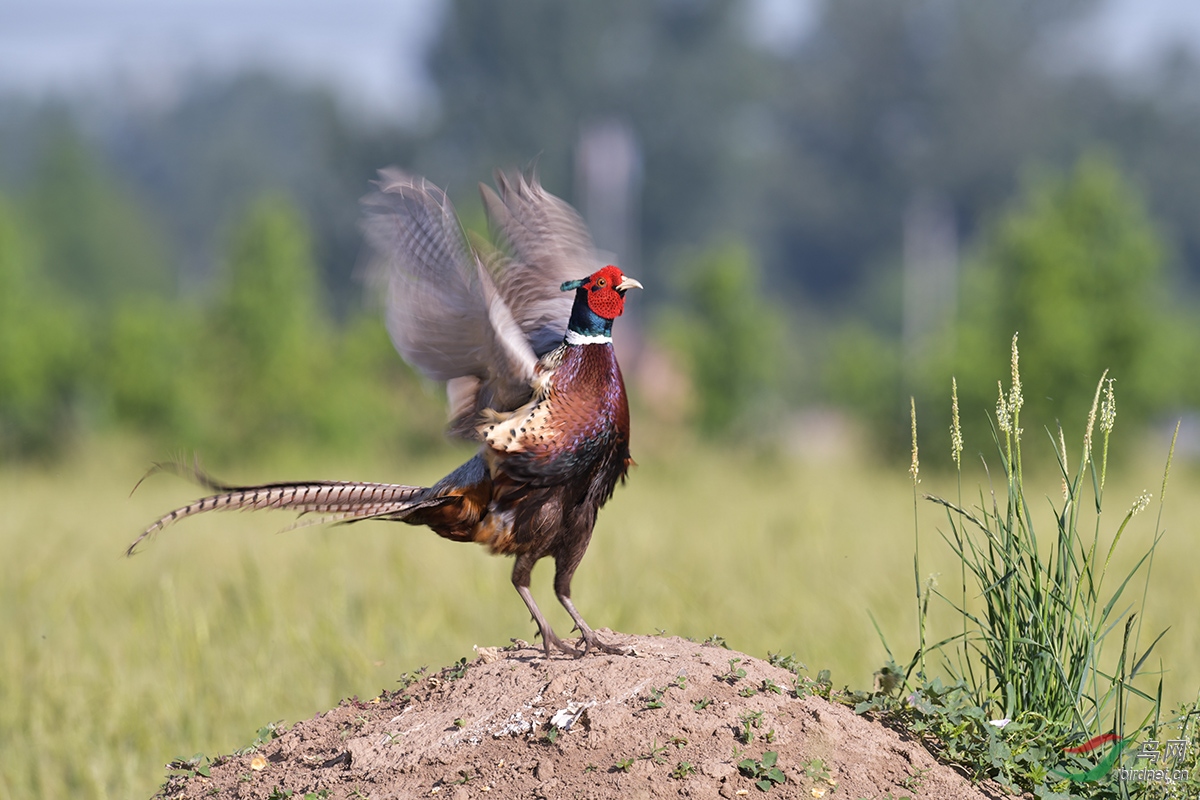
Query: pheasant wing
[
  {"left": 362, "top": 170, "right": 538, "bottom": 434},
  {"left": 481, "top": 170, "right": 608, "bottom": 357}
]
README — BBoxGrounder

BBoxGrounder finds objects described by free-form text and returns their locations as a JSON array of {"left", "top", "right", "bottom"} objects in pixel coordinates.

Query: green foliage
[
  {"left": 166, "top": 753, "right": 211, "bottom": 779},
  {"left": 855, "top": 677, "right": 1062, "bottom": 793},
  {"left": 829, "top": 153, "right": 1195, "bottom": 457},
  {"left": 875, "top": 339, "right": 1180, "bottom": 795},
  {"left": 659, "top": 241, "right": 784, "bottom": 437},
  {"left": 821, "top": 321, "right": 903, "bottom": 450},
  {"left": 737, "top": 750, "right": 785, "bottom": 792},
  {"left": 101, "top": 300, "right": 208, "bottom": 444},
  {"left": 97, "top": 194, "right": 448, "bottom": 461},
  {"left": 0, "top": 197, "right": 87, "bottom": 457},
  {"left": 24, "top": 115, "right": 171, "bottom": 308},
  {"left": 953, "top": 152, "right": 1189, "bottom": 440},
  {"left": 203, "top": 195, "right": 334, "bottom": 453},
  {"left": 737, "top": 710, "right": 765, "bottom": 744},
  {"left": 930, "top": 348, "right": 1168, "bottom": 733}
]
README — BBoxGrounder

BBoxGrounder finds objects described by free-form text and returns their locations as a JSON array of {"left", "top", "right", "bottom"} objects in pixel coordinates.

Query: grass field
[{"left": 2, "top": 431, "right": 1197, "bottom": 799}]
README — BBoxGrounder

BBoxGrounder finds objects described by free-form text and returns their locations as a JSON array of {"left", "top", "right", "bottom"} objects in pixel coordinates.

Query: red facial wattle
[{"left": 584, "top": 265, "right": 628, "bottom": 320}]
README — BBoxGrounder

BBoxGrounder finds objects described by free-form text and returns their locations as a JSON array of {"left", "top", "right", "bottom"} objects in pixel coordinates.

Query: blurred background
[
  {"left": 3, "top": 1, "right": 1200, "bottom": 797},
  {"left": 4, "top": 0, "right": 1200, "bottom": 460}
]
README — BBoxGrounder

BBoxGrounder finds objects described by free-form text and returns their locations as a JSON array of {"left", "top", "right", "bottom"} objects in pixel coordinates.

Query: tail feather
[{"left": 127, "top": 476, "right": 429, "bottom": 556}]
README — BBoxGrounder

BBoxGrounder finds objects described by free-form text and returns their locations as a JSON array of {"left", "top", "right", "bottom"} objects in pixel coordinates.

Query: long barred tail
[{"left": 126, "top": 463, "right": 432, "bottom": 556}]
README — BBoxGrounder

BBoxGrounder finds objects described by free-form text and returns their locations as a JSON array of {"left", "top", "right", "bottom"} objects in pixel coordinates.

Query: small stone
[{"left": 535, "top": 759, "right": 555, "bottom": 780}]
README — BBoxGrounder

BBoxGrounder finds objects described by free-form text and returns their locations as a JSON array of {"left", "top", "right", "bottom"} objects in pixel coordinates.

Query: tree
[
  {"left": 23, "top": 114, "right": 170, "bottom": 309},
  {"left": 951, "top": 152, "right": 1188, "bottom": 443},
  {"left": 766, "top": 0, "right": 1094, "bottom": 302},
  {"left": 423, "top": 0, "right": 773, "bottom": 286},
  {"left": 659, "top": 241, "right": 783, "bottom": 436},
  {"left": 0, "top": 197, "right": 86, "bottom": 458},
  {"left": 203, "top": 195, "right": 335, "bottom": 454}
]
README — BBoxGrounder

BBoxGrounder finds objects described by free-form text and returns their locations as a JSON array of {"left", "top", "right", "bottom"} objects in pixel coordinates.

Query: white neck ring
[{"left": 565, "top": 329, "right": 612, "bottom": 346}]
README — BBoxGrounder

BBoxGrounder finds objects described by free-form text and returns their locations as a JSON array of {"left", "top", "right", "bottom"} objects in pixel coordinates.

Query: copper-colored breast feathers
[{"left": 479, "top": 343, "right": 629, "bottom": 495}]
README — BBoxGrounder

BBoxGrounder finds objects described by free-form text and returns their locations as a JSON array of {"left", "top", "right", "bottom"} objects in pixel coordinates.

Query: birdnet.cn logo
[{"left": 1051, "top": 724, "right": 1194, "bottom": 787}]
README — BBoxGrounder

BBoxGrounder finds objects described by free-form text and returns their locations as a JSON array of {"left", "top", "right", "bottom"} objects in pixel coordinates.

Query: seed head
[
  {"left": 950, "top": 377, "right": 963, "bottom": 467},
  {"left": 1130, "top": 490, "right": 1151, "bottom": 517},
  {"left": 996, "top": 381, "right": 1011, "bottom": 434},
  {"left": 1008, "top": 333, "right": 1024, "bottom": 418},
  {"left": 1100, "top": 378, "right": 1116, "bottom": 434},
  {"left": 1058, "top": 426, "right": 1069, "bottom": 500},
  {"left": 1083, "top": 371, "right": 1108, "bottom": 466},
  {"left": 909, "top": 397, "right": 920, "bottom": 484}
]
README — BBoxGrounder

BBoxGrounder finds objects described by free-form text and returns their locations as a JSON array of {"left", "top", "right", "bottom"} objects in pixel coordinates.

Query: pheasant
[{"left": 127, "top": 169, "right": 641, "bottom": 657}]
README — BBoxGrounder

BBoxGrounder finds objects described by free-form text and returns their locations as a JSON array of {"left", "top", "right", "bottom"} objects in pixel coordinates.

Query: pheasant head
[{"left": 561, "top": 265, "right": 642, "bottom": 344}]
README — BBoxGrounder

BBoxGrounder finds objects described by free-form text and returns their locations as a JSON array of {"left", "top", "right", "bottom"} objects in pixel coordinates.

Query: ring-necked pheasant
[{"left": 127, "top": 169, "right": 641, "bottom": 657}]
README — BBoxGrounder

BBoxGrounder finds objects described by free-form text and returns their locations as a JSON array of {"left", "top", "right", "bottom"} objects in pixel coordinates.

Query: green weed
[
  {"left": 766, "top": 651, "right": 804, "bottom": 672},
  {"left": 167, "top": 753, "right": 211, "bottom": 779},
  {"left": 642, "top": 738, "right": 669, "bottom": 765},
  {"left": 440, "top": 657, "right": 470, "bottom": 682},
  {"left": 738, "top": 750, "right": 786, "bottom": 792},
  {"left": 737, "top": 710, "right": 765, "bottom": 744},
  {"left": 874, "top": 337, "right": 1186, "bottom": 794}
]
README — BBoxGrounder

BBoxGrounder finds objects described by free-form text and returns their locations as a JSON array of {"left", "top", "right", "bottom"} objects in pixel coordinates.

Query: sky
[
  {"left": 0, "top": 0, "right": 443, "bottom": 122},
  {"left": 2, "top": 0, "right": 1200, "bottom": 123}
]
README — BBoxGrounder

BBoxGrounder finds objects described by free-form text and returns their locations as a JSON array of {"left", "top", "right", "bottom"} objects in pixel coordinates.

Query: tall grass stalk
[
  {"left": 909, "top": 397, "right": 927, "bottom": 677},
  {"left": 913, "top": 338, "right": 1170, "bottom": 743}
]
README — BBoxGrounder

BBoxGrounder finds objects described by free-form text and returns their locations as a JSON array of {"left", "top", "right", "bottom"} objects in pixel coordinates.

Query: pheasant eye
[{"left": 596, "top": 277, "right": 607, "bottom": 287}]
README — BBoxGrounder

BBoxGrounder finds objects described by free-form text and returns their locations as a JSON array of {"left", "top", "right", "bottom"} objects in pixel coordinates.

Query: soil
[{"left": 153, "top": 634, "right": 1014, "bottom": 799}]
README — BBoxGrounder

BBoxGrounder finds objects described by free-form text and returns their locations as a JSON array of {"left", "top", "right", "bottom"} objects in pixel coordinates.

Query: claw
[{"left": 576, "top": 630, "right": 626, "bottom": 657}]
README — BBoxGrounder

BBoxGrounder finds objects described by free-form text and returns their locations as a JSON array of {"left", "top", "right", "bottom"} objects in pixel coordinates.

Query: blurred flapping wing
[
  {"left": 361, "top": 170, "right": 538, "bottom": 436},
  {"left": 481, "top": 170, "right": 607, "bottom": 357}
]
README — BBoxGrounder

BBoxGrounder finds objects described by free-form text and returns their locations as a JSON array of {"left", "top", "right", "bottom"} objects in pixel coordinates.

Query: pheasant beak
[{"left": 616, "top": 276, "right": 643, "bottom": 293}]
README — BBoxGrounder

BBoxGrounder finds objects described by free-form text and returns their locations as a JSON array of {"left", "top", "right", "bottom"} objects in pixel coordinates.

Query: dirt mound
[{"left": 154, "top": 634, "right": 1009, "bottom": 799}]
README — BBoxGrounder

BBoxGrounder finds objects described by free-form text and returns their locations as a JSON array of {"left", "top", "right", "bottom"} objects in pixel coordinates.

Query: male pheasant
[{"left": 127, "top": 170, "right": 641, "bottom": 657}]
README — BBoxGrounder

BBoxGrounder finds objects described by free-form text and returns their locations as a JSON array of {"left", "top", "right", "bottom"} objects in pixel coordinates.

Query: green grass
[
  {"left": 1, "top": 432, "right": 1197, "bottom": 799},
  {"left": 915, "top": 367, "right": 1166, "bottom": 732},
  {"left": 861, "top": 345, "right": 1200, "bottom": 795}
]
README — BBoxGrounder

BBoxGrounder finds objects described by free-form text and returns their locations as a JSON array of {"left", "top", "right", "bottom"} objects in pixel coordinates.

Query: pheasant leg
[
  {"left": 559, "top": 594, "right": 625, "bottom": 655},
  {"left": 515, "top": 584, "right": 581, "bottom": 657},
  {"left": 512, "top": 556, "right": 579, "bottom": 656}
]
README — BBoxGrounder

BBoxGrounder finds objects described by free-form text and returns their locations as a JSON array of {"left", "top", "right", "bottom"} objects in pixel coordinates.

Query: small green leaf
[
  {"left": 761, "top": 751, "right": 778, "bottom": 767},
  {"left": 756, "top": 778, "right": 772, "bottom": 791},
  {"left": 766, "top": 767, "right": 785, "bottom": 783}
]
